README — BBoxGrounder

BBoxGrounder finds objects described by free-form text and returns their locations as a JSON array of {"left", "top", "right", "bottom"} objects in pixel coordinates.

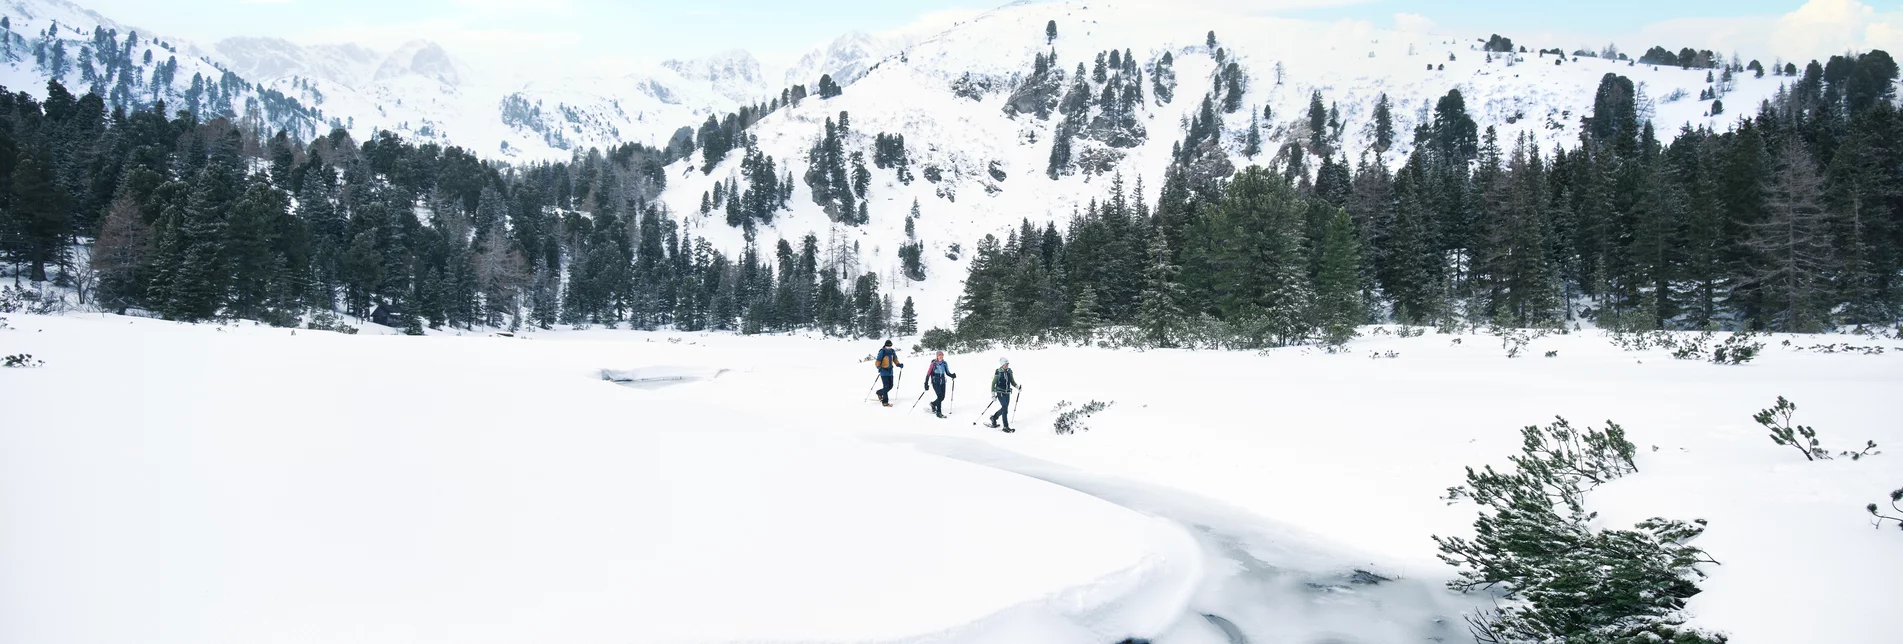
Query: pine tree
[
  {"left": 1070, "top": 283, "right": 1103, "bottom": 340},
  {"left": 1744, "top": 140, "right": 1836, "bottom": 332},
  {"left": 1243, "top": 111, "right": 1262, "bottom": 158},
  {"left": 1372, "top": 93, "right": 1395, "bottom": 155},
  {"left": 1314, "top": 208, "right": 1365, "bottom": 344},
  {"left": 6, "top": 148, "right": 70, "bottom": 282},
  {"left": 1046, "top": 20, "right": 1058, "bottom": 44},
  {"left": 899, "top": 296, "right": 918, "bottom": 335},
  {"left": 1306, "top": 91, "right": 1328, "bottom": 155},
  {"left": 1047, "top": 119, "right": 1073, "bottom": 179},
  {"left": 1135, "top": 234, "right": 1185, "bottom": 346}
]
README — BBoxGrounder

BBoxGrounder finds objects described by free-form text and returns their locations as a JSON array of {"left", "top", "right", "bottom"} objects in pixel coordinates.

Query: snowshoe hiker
[
  {"left": 987, "top": 357, "right": 1019, "bottom": 432},
  {"left": 874, "top": 340, "right": 904, "bottom": 407},
  {"left": 925, "top": 352, "right": 957, "bottom": 418}
]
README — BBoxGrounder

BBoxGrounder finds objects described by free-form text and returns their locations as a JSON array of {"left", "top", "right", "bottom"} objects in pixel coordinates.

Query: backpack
[
  {"left": 875, "top": 351, "right": 892, "bottom": 369},
  {"left": 992, "top": 367, "right": 1010, "bottom": 392}
]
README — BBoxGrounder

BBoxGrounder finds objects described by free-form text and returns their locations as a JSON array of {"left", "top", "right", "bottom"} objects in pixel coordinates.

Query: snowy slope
[
  {"left": 3, "top": 312, "right": 1897, "bottom": 642},
  {"left": 657, "top": 0, "right": 1786, "bottom": 331},
  {"left": 223, "top": 40, "right": 776, "bottom": 160}
]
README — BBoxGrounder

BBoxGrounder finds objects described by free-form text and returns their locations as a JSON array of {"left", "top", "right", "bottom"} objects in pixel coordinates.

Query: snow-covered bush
[
  {"left": 0, "top": 286, "right": 63, "bottom": 314},
  {"left": 1052, "top": 400, "right": 1113, "bottom": 435},
  {"left": 1436, "top": 417, "right": 1724, "bottom": 644},
  {"left": 3, "top": 353, "right": 44, "bottom": 368},
  {"left": 1755, "top": 396, "right": 1880, "bottom": 461},
  {"left": 306, "top": 311, "right": 359, "bottom": 335},
  {"left": 1710, "top": 332, "right": 1763, "bottom": 364}
]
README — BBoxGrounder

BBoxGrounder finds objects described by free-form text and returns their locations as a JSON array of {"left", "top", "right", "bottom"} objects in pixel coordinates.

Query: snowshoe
[{"left": 986, "top": 420, "right": 999, "bottom": 429}]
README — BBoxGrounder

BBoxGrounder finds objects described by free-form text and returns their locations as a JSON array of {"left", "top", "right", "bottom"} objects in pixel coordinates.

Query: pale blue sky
[{"left": 78, "top": 0, "right": 1872, "bottom": 73}]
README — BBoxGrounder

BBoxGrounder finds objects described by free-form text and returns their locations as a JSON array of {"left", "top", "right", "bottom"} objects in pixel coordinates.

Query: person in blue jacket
[
  {"left": 874, "top": 340, "right": 904, "bottom": 407},
  {"left": 924, "top": 351, "right": 957, "bottom": 418}
]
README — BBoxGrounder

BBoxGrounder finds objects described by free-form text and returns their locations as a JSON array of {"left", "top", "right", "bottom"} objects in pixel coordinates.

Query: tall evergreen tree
[
  {"left": 1135, "top": 234, "right": 1184, "bottom": 346},
  {"left": 1314, "top": 208, "right": 1365, "bottom": 344},
  {"left": 1743, "top": 140, "right": 1836, "bottom": 331}
]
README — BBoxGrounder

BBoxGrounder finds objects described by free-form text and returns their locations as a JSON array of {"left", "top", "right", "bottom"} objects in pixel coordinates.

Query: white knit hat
[{"left": 999, "top": 357, "right": 1009, "bottom": 366}]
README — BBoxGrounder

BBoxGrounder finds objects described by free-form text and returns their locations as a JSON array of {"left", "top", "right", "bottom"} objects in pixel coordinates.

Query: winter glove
[{"left": 950, "top": 373, "right": 957, "bottom": 378}]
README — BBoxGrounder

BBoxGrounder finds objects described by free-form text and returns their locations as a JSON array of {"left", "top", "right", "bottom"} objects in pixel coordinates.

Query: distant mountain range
[{"left": 0, "top": 0, "right": 923, "bottom": 160}]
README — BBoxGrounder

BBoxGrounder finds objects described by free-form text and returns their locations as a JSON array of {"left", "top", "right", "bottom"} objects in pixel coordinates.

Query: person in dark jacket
[
  {"left": 874, "top": 340, "right": 904, "bottom": 407},
  {"left": 924, "top": 351, "right": 957, "bottom": 418},
  {"left": 987, "top": 357, "right": 1020, "bottom": 432}
]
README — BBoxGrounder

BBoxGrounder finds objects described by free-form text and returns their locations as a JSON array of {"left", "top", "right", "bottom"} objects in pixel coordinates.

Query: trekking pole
[
  {"left": 971, "top": 396, "right": 995, "bottom": 425},
  {"left": 911, "top": 385, "right": 930, "bottom": 409},
  {"left": 1012, "top": 386, "right": 1025, "bottom": 421},
  {"left": 860, "top": 373, "right": 881, "bottom": 402}
]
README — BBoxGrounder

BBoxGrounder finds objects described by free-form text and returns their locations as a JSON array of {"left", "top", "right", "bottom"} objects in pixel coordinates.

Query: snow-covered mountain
[
  {"left": 652, "top": 0, "right": 1783, "bottom": 326},
  {"left": 784, "top": 31, "right": 901, "bottom": 87},
  {"left": 0, "top": 0, "right": 1786, "bottom": 323},
  {"left": 0, "top": 0, "right": 783, "bottom": 159}
]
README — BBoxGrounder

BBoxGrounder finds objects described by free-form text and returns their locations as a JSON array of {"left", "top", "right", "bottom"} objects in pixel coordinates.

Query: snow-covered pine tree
[{"left": 1134, "top": 234, "right": 1184, "bottom": 347}]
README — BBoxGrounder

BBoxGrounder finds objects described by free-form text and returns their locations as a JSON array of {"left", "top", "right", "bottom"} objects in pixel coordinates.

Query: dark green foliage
[
  {"left": 1134, "top": 234, "right": 1183, "bottom": 346},
  {"left": 1756, "top": 396, "right": 1881, "bottom": 461},
  {"left": 1437, "top": 418, "right": 1724, "bottom": 644},
  {"left": 1870, "top": 488, "right": 1903, "bottom": 530},
  {"left": 1372, "top": 93, "right": 1395, "bottom": 155},
  {"left": 3, "top": 352, "right": 44, "bottom": 367},
  {"left": 1314, "top": 208, "right": 1364, "bottom": 345},
  {"left": 899, "top": 241, "right": 925, "bottom": 281},
  {"left": 898, "top": 296, "right": 917, "bottom": 335},
  {"left": 1484, "top": 34, "right": 1515, "bottom": 53},
  {"left": 1045, "top": 20, "right": 1057, "bottom": 44},
  {"left": 1052, "top": 399, "right": 1112, "bottom": 434},
  {"left": 920, "top": 327, "right": 955, "bottom": 350},
  {"left": 816, "top": 74, "right": 842, "bottom": 99}
]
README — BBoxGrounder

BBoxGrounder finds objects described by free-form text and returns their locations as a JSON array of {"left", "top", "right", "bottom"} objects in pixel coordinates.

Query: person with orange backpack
[{"left": 873, "top": 340, "right": 904, "bottom": 407}]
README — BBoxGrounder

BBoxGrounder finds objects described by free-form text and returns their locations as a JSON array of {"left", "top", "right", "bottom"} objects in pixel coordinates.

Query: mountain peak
[{"left": 373, "top": 40, "right": 464, "bottom": 88}]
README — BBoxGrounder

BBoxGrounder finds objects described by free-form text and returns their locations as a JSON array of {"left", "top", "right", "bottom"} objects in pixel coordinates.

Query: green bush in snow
[{"left": 1435, "top": 417, "right": 1725, "bottom": 644}]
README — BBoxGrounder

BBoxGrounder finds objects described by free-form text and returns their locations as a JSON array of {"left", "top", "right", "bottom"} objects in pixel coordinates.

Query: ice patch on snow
[{"left": 598, "top": 366, "right": 731, "bottom": 389}]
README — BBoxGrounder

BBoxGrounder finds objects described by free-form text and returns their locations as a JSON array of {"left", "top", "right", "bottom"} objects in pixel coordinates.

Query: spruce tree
[
  {"left": 1135, "top": 234, "right": 1185, "bottom": 347},
  {"left": 1306, "top": 91, "right": 1328, "bottom": 155},
  {"left": 6, "top": 148, "right": 69, "bottom": 282},
  {"left": 1070, "top": 283, "right": 1103, "bottom": 340},
  {"left": 899, "top": 296, "right": 918, "bottom": 335},
  {"left": 1314, "top": 208, "right": 1365, "bottom": 344},
  {"left": 1243, "top": 111, "right": 1262, "bottom": 158},
  {"left": 1372, "top": 93, "right": 1395, "bottom": 155}
]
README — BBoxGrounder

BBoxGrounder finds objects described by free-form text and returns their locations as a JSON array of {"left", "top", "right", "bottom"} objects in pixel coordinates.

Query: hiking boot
[
  {"left": 1003, "top": 427, "right": 1015, "bottom": 433},
  {"left": 882, "top": 402, "right": 894, "bottom": 407},
  {"left": 986, "top": 420, "right": 999, "bottom": 429}
]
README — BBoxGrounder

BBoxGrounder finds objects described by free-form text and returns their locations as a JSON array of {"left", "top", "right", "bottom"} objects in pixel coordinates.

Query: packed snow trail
[{"left": 871, "top": 433, "right": 1476, "bottom": 643}]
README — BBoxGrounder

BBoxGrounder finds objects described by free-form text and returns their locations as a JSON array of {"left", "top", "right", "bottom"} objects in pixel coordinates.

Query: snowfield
[{"left": 3, "top": 313, "right": 1899, "bottom": 643}]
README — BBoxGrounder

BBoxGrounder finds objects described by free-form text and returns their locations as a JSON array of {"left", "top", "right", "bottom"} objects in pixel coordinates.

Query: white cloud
[
  {"left": 1393, "top": 12, "right": 1435, "bottom": 34},
  {"left": 1638, "top": 0, "right": 1903, "bottom": 63}
]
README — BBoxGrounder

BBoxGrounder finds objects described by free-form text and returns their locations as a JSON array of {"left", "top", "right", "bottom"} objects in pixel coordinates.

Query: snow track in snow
[{"left": 878, "top": 434, "right": 1476, "bottom": 644}]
